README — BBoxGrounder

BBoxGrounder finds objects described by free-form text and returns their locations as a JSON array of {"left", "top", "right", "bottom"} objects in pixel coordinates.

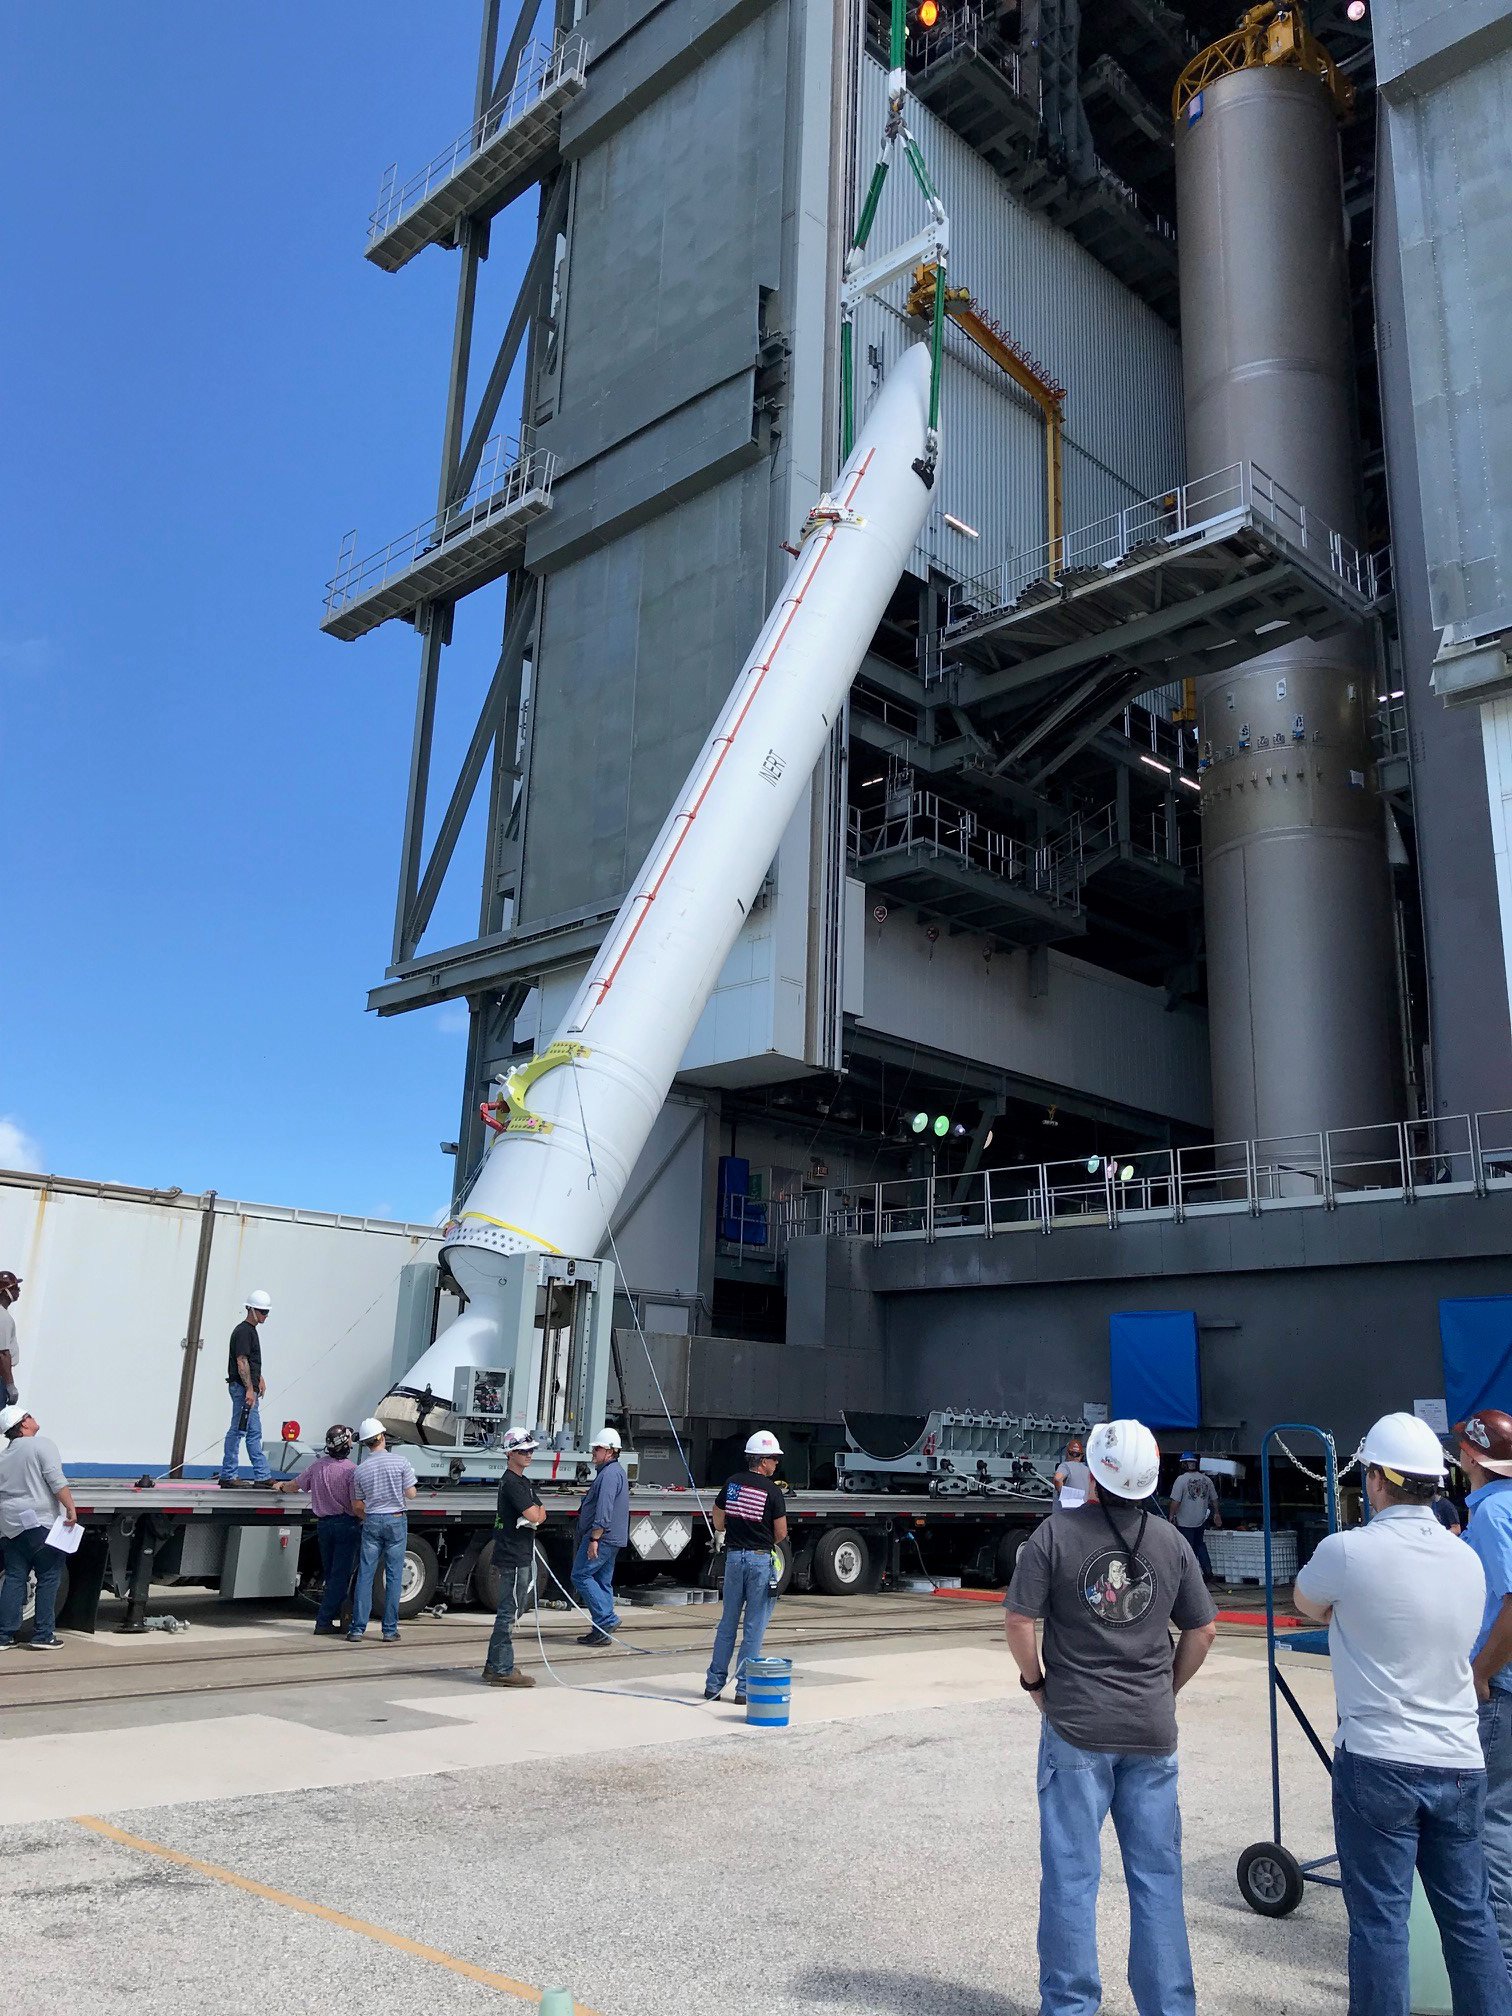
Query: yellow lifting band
[{"left": 458, "top": 1211, "right": 563, "bottom": 1255}]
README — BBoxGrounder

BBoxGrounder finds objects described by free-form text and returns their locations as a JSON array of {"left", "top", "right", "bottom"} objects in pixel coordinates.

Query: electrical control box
[{"left": 452, "top": 1366, "right": 512, "bottom": 1421}]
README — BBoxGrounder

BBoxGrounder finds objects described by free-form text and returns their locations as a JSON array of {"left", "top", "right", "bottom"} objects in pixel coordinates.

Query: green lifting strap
[
  {"left": 838, "top": 0, "right": 946, "bottom": 468},
  {"left": 840, "top": 319, "right": 856, "bottom": 461}
]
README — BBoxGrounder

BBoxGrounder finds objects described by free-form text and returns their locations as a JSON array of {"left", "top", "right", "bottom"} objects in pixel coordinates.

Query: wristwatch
[{"left": 1020, "top": 1673, "right": 1047, "bottom": 1694}]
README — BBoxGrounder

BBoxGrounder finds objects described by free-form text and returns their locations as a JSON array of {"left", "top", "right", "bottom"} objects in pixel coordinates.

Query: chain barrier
[{"left": 1272, "top": 1432, "right": 1362, "bottom": 1486}]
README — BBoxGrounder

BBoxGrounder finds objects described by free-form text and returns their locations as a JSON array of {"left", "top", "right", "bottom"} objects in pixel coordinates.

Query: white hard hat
[
  {"left": 591, "top": 1427, "right": 621, "bottom": 1452},
  {"left": 245, "top": 1289, "right": 272, "bottom": 1312},
  {"left": 356, "top": 1417, "right": 385, "bottom": 1444},
  {"left": 500, "top": 1426, "right": 539, "bottom": 1454},
  {"left": 1361, "top": 1411, "right": 1446, "bottom": 1482},
  {"left": 1087, "top": 1419, "right": 1161, "bottom": 1502},
  {"left": 745, "top": 1429, "right": 783, "bottom": 1458},
  {"left": 0, "top": 1403, "right": 25, "bottom": 1435}
]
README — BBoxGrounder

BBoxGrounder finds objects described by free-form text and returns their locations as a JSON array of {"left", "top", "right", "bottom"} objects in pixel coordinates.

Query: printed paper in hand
[{"left": 46, "top": 1514, "right": 83, "bottom": 1555}]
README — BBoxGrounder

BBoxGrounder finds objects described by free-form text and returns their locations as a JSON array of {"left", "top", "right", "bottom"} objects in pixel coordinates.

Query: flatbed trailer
[{"left": 52, "top": 1477, "right": 1048, "bottom": 1633}]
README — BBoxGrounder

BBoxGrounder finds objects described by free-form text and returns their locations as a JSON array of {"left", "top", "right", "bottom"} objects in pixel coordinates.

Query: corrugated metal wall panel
[{"left": 852, "top": 56, "right": 1184, "bottom": 585}]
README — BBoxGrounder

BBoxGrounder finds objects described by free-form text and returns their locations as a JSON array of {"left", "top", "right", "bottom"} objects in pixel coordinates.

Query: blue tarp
[
  {"left": 1110, "top": 1310, "right": 1201, "bottom": 1428},
  {"left": 1440, "top": 1297, "right": 1512, "bottom": 1429}
]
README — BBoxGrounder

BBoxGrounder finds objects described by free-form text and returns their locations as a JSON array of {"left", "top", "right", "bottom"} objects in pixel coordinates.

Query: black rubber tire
[
  {"left": 771, "top": 1538, "right": 795, "bottom": 1598},
  {"left": 472, "top": 1547, "right": 546, "bottom": 1613},
  {"left": 995, "top": 1529, "right": 1028, "bottom": 1585},
  {"left": 1237, "top": 1841, "right": 1306, "bottom": 1918},
  {"left": 372, "top": 1535, "right": 439, "bottom": 1620},
  {"left": 471, "top": 1547, "right": 503, "bottom": 1613},
  {"left": 813, "top": 1527, "right": 870, "bottom": 1596}
]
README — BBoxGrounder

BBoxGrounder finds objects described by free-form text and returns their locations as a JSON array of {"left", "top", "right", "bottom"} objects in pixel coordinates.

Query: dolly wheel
[{"left": 1237, "top": 1841, "right": 1305, "bottom": 1917}]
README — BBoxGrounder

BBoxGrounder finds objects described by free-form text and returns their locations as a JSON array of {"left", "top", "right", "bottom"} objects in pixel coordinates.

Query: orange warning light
[{"left": 917, "top": 0, "right": 940, "bottom": 24}]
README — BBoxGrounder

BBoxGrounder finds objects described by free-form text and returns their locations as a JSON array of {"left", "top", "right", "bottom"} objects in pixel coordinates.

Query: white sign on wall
[{"left": 1414, "top": 1398, "right": 1449, "bottom": 1435}]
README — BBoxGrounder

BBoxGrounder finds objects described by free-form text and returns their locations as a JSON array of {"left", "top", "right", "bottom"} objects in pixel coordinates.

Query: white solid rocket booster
[{"left": 382, "top": 344, "right": 937, "bottom": 1433}]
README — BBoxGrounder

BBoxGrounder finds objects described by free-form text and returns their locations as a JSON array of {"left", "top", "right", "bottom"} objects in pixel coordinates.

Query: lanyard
[{"left": 1099, "top": 1497, "right": 1149, "bottom": 1581}]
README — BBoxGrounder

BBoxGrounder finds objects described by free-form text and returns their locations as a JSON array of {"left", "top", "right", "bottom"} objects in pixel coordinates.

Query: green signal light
[
  {"left": 932, "top": 1114, "right": 950, "bottom": 1138},
  {"left": 910, "top": 1111, "right": 929, "bottom": 1133}
]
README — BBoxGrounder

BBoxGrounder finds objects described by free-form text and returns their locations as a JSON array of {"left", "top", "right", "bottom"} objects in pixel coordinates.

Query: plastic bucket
[{"left": 744, "top": 1656, "right": 792, "bottom": 1728}]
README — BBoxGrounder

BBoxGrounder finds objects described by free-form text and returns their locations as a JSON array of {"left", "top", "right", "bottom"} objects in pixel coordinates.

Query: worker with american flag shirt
[{"left": 704, "top": 1429, "right": 789, "bottom": 1703}]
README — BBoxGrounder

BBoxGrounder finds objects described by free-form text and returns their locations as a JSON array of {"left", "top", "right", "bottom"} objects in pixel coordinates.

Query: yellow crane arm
[{"left": 906, "top": 266, "right": 1066, "bottom": 577}]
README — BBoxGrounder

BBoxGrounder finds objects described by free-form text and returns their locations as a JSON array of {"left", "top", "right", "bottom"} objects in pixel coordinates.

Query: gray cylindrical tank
[{"left": 1176, "top": 62, "right": 1400, "bottom": 1146}]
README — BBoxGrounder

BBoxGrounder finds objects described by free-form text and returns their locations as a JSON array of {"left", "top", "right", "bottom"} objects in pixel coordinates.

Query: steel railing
[
  {"left": 367, "top": 37, "right": 587, "bottom": 244},
  {"left": 945, "top": 461, "right": 1390, "bottom": 632},
  {"left": 324, "top": 435, "right": 558, "bottom": 620},
  {"left": 777, "top": 1109, "right": 1512, "bottom": 1251},
  {"left": 915, "top": 9, "right": 1025, "bottom": 98},
  {"left": 850, "top": 786, "right": 1083, "bottom": 909}
]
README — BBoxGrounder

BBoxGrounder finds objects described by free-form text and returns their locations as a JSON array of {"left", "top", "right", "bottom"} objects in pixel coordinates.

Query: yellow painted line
[
  {"left": 72, "top": 1815, "right": 598, "bottom": 2012},
  {"left": 459, "top": 1211, "right": 563, "bottom": 1254}
]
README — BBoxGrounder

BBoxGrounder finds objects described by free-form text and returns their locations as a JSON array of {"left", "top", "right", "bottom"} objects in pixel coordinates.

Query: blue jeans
[
  {"left": 1333, "top": 1742, "right": 1512, "bottom": 2016},
  {"left": 220, "top": 1380, "right": 271, "bottom": 1483},
  {"left": 485, "top": 1559, "right": 536, "bottom": 1675},
  {"left": 348, "top": 1514, "right": 406, "bottom": 1638},
  {"left": 1480, "top": 1691, "right": 1512, "bottom": 1975},
  {"left": 705, "top": 1549, "right": 775, "bottom": 1697},
  {"left": 571, "top": 1535, "right": 620, "bottom": 1633},
  {"left": 1036, "top": 1718, "right": 1195, "bottom": 2016},
  {"left": 0, "top": 1526, "right": 63, "bottom": 1645},
  {"left": 1176, "top": 1519, "right": 1212, "bottom": 1580},
  {"left": 314, "top": 1514, "right": 360, "bottom": 1632}
]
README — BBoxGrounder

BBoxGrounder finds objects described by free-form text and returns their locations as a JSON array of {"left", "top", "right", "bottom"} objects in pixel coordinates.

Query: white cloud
[
  {"left": 0, "top": 1117, "right": 43, "bottom": 1171},
  {"left": 433, "top": 1001, "right": 470, "bottom": 1037}
]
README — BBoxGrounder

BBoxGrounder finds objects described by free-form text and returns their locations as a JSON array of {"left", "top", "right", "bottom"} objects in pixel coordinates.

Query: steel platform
[
  {"left": 322, "top": 440, "right": 557, "bottom": 641},
  {"left": 365, "top": 38, "right": 586, "bottom": 273},
  {"left": 940, "top": 461, "right": 1389, "bottom": 725}
]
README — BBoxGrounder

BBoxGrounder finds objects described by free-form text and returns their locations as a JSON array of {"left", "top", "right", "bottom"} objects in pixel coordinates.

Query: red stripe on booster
[{"left": 584, "top": 450, "right": 878, "bottom": 1015}]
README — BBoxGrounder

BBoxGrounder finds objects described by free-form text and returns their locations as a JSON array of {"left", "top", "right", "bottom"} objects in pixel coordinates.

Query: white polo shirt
[{"left": 1295, "top": 1505, "right": 1485, "bottom": 1770}]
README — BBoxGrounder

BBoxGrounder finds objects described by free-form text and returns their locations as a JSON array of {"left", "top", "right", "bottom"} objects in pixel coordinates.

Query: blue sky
[{"left": 2, "top": 5, "right": 542, "bottom": 1221}]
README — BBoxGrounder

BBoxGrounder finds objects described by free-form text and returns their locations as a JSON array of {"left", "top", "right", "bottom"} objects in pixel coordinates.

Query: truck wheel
[
  {"left": 813, "top": 1527, "right": 869, "bottom": 1596},
  {"left": 995, "top": 1530, "right": 1028, "bottom": 1585},
  {"left": 471, "top": 1549, "right": 502, "bottom": 1613},
  {"left": 472, "top": 1549, "right": 547, "bottom": 1613},
  {"left": 771, "top": 1539, "right": 794, "bottom": 1597},
  {"left": 373, "top": 1536, "right": 439, "bottom": 1620}
]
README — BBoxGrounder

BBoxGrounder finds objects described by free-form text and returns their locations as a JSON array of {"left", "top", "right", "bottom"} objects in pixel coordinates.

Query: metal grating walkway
[
  {"left": 849, "top": 791, "right": 1086, "bottom": 947},
  {"left": 940, "top": 462, "right": 1389, "bottom": 720},
  {"left": 365, "top": 38, "right": 586, "bottom": 273},
  {"left": 321, "top": 438, "right": 557, "bottom": 641}
]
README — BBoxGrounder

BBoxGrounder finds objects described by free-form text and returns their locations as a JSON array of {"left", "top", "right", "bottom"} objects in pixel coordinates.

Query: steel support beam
[
  {"left": 450, "top": 174, "right": 569, "bottom": 504},
  {"left": 490, "top": 0, "right": 545, "bottom": 110},
  {"left": 952, "top": 562, "right": 1294, "bottom": 711},
  {"left": 402, "top": 580, "right": 538, "bottom": 955},
  {"left": 393, "top": 606, "right": 447, "bottom": 966}
]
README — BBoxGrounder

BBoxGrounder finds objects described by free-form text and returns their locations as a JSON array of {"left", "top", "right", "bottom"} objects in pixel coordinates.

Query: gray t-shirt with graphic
[{"left": 1007, "top": 1500, "right": 1216, "bottom": 1755}]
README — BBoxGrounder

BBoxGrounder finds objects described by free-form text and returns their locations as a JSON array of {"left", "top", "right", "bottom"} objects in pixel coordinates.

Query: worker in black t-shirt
[
  {"left": 217, "top": 1290, "right": 274, "bottom": 1487},
  {"left": 704, "top": 1429, "right": 789, "bottom": 1703},
  {"left": 483, "top": 1426, "right": 546, "bottom": 1688}
]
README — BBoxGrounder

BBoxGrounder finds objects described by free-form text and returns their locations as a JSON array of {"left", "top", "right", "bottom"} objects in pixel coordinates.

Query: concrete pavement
[{"left": 4, "top": 1602, "right": 1346, "bottom": 2015}]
